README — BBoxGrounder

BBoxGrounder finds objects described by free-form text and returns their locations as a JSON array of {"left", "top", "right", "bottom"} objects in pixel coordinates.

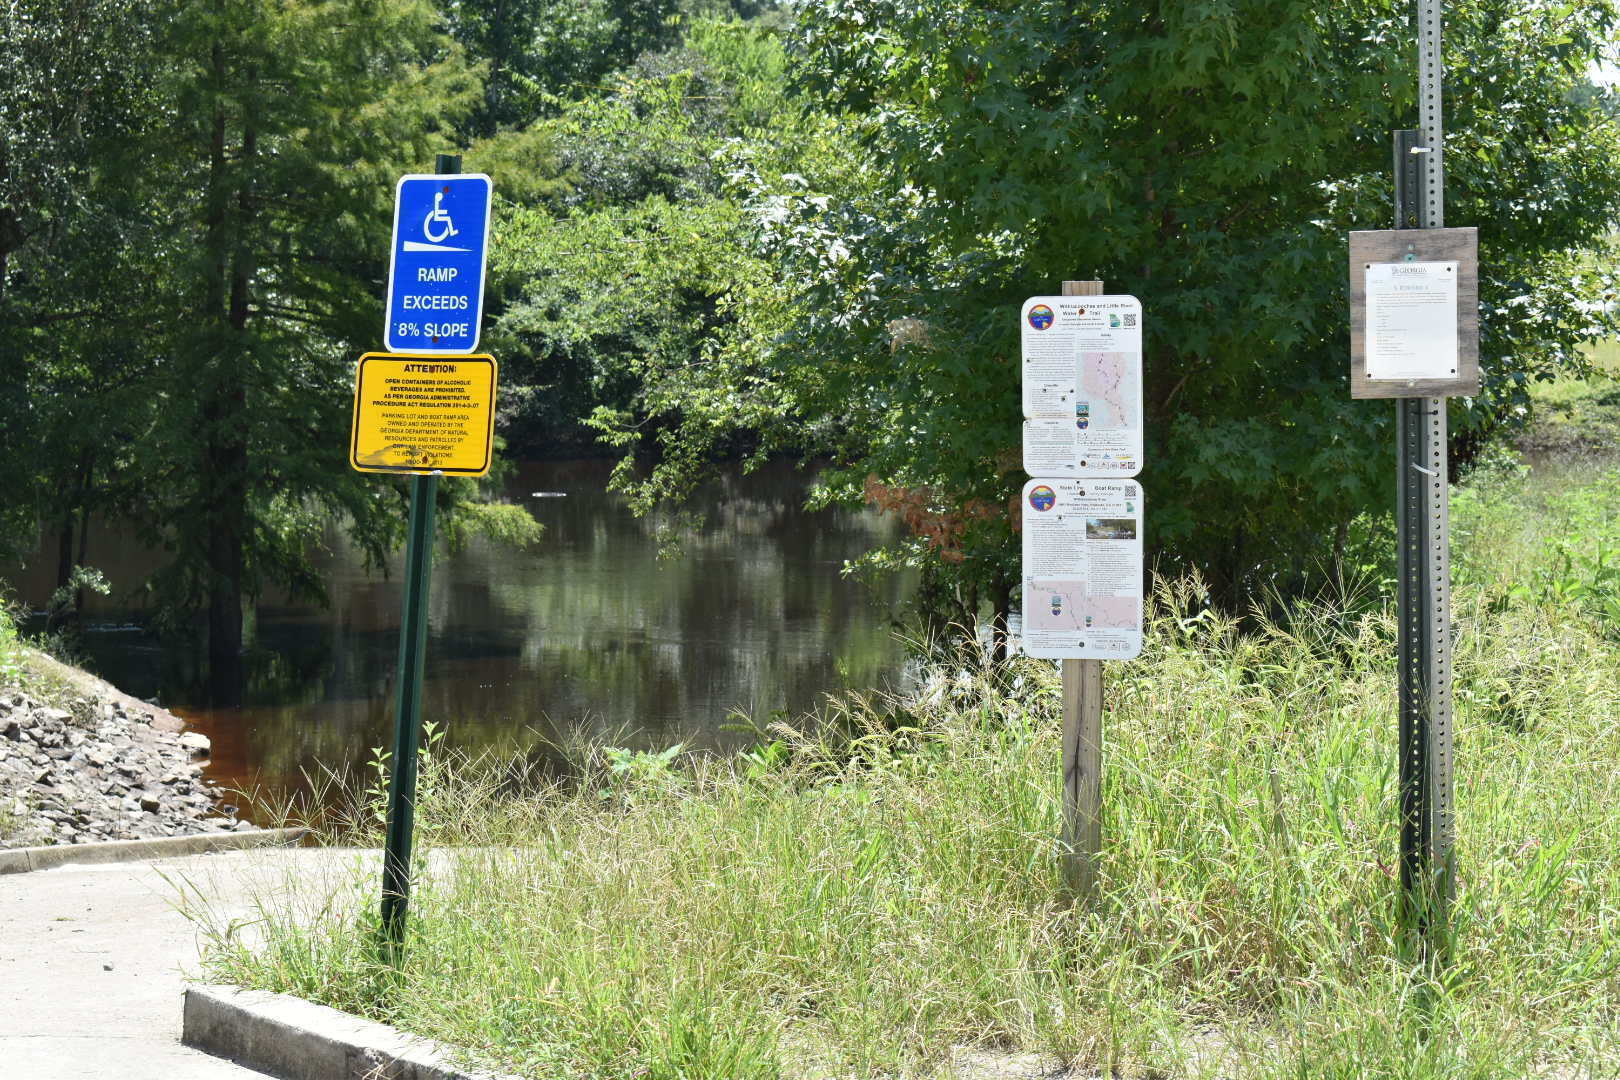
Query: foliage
[
  {"left": 596, "top": 743, "right": 688, "bottom": 805},
  {"left": 486, "top": 17, "right": 829, "bottom": 460},
  {"left": 0, "top": 0, "right": 544, "bottom": 684},
  {"left": 44, "top": 565, "right": 112, "bottom": 628},
  {"left": 0, "top": 0, "right": 169, "bottom": 565},
  {"left": 363, "top": 719, "right": 447, "bottom": 830},
  {"left": 0, "top": 601, "right": 23, "bottom": 687},
  {"left": 436, "top": 496, "right": 546, "bottom": 554},
  {"left": 439, "top": 0, "right": 682, "bottom": 136},
  {"left": 124, "top": 0, "right": 481, "bottom": 660},
  {"left": 1455, "top": 455, "right": 1620, "bottom": 632},
  {"left": 591, "top": 0, "right": 1620, "bottom": 615},
  {"left": 1516, "top": 315, "right": 1620, "bottom": 456},
  {"left": 197, "top": 463, "right": 1620, "bottom": 1077},
  {"left": 437, "top": 0, "right": 793, "bottom": 138},
  {"left": 6, "top": 0, "right": 1619, "bottom": 684}
]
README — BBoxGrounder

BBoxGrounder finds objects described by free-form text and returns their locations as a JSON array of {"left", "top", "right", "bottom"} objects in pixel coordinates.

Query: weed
[{"left": 0, "top": 597, "right": 24, "bottom": 687}]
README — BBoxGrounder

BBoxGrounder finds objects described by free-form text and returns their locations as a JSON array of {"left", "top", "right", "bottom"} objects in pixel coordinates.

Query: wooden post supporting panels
[{"left": 1060, "top": 278, "right": 1105, "bottom": 902}]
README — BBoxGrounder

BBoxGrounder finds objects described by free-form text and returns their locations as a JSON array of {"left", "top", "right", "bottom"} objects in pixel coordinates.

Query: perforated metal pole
[
  {"left": 1393, "top": 0, "right": 1455, "bottom": 943},
  {"left": 1060, "top": 278, "right": 1104, "bottom": 902}
]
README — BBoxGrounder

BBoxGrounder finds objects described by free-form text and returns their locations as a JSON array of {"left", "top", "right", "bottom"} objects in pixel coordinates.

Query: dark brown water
[{"left": 5, "top": 460, "right": 913, "bottom": 800}]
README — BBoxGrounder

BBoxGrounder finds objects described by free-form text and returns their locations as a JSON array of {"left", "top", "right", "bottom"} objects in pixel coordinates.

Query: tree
[
  {"left": 439, "top": 0, "right": 683, "bottom": 136},
  {"left": 0, "top": 0, "right": 176, "bottom": 595},
  {"left": 596, "top": 0, "right": 1620, "bottom": 622},
  {"left": 485, "top": 17, "right": 817, "bottom": 460},
  {"left": 119, "top": 0, "right": 483, "bottom": 684}
]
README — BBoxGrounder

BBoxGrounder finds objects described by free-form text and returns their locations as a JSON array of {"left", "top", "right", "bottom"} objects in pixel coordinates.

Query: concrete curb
[
  {"left": 183, "top": 984, "right": 522, "bottom": 1080},
  {"left": 0, "top": 827, "right": 309, "bottom": 875}
]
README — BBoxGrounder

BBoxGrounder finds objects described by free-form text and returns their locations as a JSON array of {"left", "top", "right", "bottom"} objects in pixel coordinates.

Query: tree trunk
[
  {"left": 201, "top": 38, "right": 250, "bottom": 689},
  {"left": 990, "top": 573, "right": 1012, "bottom": 663},
  {"left": 55, "top": 511, "right": 75, "bottom": 593},
  {"left": 74, "top": 482, "right": 90, "bottom": 615}
]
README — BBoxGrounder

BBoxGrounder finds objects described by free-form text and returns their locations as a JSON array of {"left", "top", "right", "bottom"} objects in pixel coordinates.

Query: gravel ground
[{"left": 0, "top": 671, "right": 251, "bottom": 849}]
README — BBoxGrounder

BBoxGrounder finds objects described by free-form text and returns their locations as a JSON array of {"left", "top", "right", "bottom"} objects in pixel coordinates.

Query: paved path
[{"left": 0, "top": 847, "right": 356, "bottom": 1079}]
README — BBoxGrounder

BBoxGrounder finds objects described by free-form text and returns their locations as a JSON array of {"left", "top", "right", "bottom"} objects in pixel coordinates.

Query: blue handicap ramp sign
[{"left": 385, "top": 173, "right": 493, "bottom": 354}]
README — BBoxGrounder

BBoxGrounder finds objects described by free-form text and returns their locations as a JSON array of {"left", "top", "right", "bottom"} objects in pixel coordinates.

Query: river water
[{"left": 5, "top": 460, "right": 914, "bottom": 800}]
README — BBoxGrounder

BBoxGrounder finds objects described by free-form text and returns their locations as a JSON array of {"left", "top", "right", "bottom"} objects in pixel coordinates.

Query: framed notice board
[{"left": 1349, "top": 227, "right": 1479, "bottom": 399}]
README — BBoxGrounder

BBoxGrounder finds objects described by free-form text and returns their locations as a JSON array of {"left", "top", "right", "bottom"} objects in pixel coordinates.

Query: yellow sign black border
[{"left": 349, "top": 352, "right": 497, "bottom": 477}]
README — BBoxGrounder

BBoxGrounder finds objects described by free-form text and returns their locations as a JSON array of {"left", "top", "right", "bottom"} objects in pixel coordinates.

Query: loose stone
[{"left": 0, "top": 677, "right": 248, "bottom": 849}]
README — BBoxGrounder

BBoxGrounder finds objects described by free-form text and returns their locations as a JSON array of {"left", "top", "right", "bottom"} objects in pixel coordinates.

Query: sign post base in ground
[{"left": 1061, "top": 653, "right": 1103, "bottom": 898}]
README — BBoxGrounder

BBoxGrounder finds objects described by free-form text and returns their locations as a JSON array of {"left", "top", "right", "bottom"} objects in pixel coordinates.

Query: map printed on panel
[
  {"left": 1020, "top": 478, "right": 1143, "bottom": 660},
  {"left": 1020, "top": 296, "right": 1143, "bottom": 477}
]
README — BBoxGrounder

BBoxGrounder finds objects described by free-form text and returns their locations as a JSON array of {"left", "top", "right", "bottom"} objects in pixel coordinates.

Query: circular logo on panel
[
  {"left": 1026, "top": 304, "right": 1054, "bottom": 330},
  {"left": 1028, "top": 485, "right": 1056, "bottom": 511}
]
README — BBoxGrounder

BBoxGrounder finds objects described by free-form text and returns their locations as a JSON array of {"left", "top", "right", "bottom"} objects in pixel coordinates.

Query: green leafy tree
[
  {"left": 440, "top": 0, "right": 682, "bottom": 136},
  {"left": 2, "top": 0, "right": 545, "bottom": 684},
  {"left": 485, "top": 17, "right": 816, "bottom": 458},
  {"left": 121, "top": 0, "right": 486, "bottom": 683},
  {"left": 0, "top": 0, "right": 167, "bottom": 576},
  {"left": 600, "top": 0, "right": 1620, "bottom": 621}
]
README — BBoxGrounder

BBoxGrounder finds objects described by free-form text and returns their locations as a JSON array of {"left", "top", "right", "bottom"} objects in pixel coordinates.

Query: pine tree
[{"left": 131, "top": 0, "right": 479, "bottom": 686}]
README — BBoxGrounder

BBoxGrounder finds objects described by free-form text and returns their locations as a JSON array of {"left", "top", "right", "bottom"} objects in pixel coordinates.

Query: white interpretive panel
[
  {"left": 1364, "top": 262, "right": 1459, "bottom": 381},
  {"left": 1020, "top": 477, "right": 1143, "bottom": 660},
  {"left": 1020, "top": 296, "right": 1143, "bottom": 477}
]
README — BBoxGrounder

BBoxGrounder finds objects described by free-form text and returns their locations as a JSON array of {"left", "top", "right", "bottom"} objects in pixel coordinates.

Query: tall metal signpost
[
  {"left": 351, "top": 153, "right": 498, "bottom": 957},
  {"left": 1349, "top": 0, "right": 1479, "bottom": 951},
  {"left": 1020, "top": 280, "right": 1146, "bottom": 902}
]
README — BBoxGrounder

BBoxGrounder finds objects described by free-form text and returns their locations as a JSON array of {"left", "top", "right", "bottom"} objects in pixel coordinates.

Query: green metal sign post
[
  {"left": 378, "top": 152, "right": 458, "bottom": 958},
  {"left": 378, "top": 466, "right": 438, "bottom": 955},
  {"left": 1395, "top": 0, "right": 1457, "bottom": 955}
]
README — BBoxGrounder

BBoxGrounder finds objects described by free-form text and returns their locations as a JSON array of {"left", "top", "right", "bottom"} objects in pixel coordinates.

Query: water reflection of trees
[{"left": 135, "top": 459, "right": 913, "bottom": 799}]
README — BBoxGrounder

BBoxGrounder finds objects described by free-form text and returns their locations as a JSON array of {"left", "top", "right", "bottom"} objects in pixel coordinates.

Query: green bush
[{"left": 0, "top": 598, "right": 24, "bottom": 687}]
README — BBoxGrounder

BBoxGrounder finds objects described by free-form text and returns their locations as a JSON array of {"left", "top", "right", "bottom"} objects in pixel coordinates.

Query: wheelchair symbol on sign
[{"left": 422, "top": 191, "right": 459, "bottom": 244}]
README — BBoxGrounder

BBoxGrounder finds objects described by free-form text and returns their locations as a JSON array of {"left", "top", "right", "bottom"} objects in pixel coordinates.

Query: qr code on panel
[{"left": 1123, "top": 314, "right": 1137, "bottom": 327}]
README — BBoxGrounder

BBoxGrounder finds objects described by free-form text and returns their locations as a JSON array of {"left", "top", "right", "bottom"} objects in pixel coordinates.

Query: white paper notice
[
  {"left": 1020, "top": 478, "right": 1143, "bottom": 660},
  {"left": 1020, "top": 296, "right": 1143, "bottom": 477},
  {"left": 1364, "top": 262, "right": 1459, "bottom": 380}
]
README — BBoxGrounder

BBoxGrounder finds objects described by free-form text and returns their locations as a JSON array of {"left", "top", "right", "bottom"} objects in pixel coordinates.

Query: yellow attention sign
[{"left": 350, "top": 353, "right": 497, "bottom": 476}]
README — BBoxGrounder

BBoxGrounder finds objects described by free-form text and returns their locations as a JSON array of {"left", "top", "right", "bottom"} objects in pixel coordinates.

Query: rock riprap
[{"left": 0, "top": 690, "right": 251, "bottom": 848}]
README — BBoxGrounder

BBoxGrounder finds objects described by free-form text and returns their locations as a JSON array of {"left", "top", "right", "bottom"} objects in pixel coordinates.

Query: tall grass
[
  {"left": 198, "top": 463, "right": 1620, "bottom": 1079},
  {"left": 1587, "top": 338, "right": 1620, "bottom": 374}
]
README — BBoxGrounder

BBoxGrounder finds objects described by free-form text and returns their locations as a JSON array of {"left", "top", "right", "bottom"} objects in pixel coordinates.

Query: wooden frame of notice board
[{"left": 1349, "top": 227, "right": 1479, "bottom": 399}]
